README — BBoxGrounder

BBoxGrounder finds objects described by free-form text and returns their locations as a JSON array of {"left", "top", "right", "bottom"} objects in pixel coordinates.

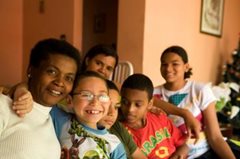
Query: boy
[
  {"left": 51, "top": 71, "right": 126, "bottom": 159},
  {"left": 120, "top": 74, "right": 188, "bottom": 159}
]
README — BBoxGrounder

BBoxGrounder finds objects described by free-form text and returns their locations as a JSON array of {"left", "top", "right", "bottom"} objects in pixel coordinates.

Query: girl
[{"left": 153, "top": 45, "right": 238, "bottom": 159}]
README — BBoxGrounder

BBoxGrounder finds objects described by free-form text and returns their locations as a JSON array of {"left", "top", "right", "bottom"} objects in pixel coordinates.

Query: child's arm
[
  {"left": 153, "top": 97, "right": 201, "bottom": 143},
  {"left": 2, "top": 83, "right": 33, "bottom": 117},
  {"left": 131, "top": 148, "right": 147, "bottom": 159},
  {"left": 0, "top": 86, "right": 10, "bottom": 94},
  {"left": 169, "top": 144, "right": 189, "bottom": 159},
  {"left": 203, "top": 102, "right": 236, "bottom": 159},
  {"left": 12, "top": 84, "right": 33, "bottom": 117}
]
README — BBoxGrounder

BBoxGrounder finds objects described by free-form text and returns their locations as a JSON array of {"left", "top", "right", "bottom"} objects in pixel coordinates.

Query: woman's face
[
  {"left": 86, "top": 54, "right": 116, "bottom": 79},
  {"left": 160, "top": 52, "right": 189, "bottom": 84},
  {"left": 98, "top": 89, "right": 121, "bottom": 129},
  {"left": 29, "top": 54, "right": 77, "bottom": 106}
]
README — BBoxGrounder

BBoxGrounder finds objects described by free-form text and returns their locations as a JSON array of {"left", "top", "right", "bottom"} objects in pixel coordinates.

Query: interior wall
[
  {"left": 22, "top": 0, "right": 79, "bottom": 81},
  {"left": 118, "top": 0, "right": 145, "bottom": 73},
  {"left": 0, "top": 1, "right": 23, "bottom": 86},
  {"left": 118, "top": 0, "right": 240, "bottom": 86},
  {"left": 82, "top": 0, "right": 118, "bottom": 54}
]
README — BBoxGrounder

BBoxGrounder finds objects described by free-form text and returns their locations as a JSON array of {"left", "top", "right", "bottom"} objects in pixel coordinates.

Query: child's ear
[
  {"left": 66, "top": 95, "right": 74, "bottom": 109},
  {"left": 147, "top": 98, "right": 154, "bottom": 110}
]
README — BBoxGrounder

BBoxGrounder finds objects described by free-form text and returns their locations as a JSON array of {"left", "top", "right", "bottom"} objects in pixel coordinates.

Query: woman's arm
[
  {"left": 203, "top": 102, "right": 236, "bottom": 159},
  {"left": 153, "top": 97, "right": 201, "bottom": 143}
]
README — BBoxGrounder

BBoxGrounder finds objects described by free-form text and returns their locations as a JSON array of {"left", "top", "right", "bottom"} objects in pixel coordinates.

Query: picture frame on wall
[{"left": 200, "top": 0, "right": 224, "bottom": 37}]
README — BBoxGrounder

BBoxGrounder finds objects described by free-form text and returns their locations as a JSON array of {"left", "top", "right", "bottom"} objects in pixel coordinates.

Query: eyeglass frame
[{"left": 72, "top": 90, "right": 110, "bottom": 103}]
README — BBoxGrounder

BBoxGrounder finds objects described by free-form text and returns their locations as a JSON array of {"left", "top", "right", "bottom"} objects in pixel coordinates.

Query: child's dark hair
[
  {"left": 71, "top": 71, "right": 108, "bottom": 95},
  {"left": 81, "top": 44, "right": 119, "bottom": 72},
  {"left": 121, "top": 73, "right": 153, "bottom": 101},
  {"left": 161, "top": 45, "right": 193, "bottom": 79},
  {"left": 106, "top": 80, "right": 119, "bottom": 93},
  {"left": 29, "top": 38, "right": 81, "bottom": 75}
]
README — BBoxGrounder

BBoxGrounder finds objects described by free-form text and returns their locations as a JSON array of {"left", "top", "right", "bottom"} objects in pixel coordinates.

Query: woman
[{"left": 0, "top": 38, "right": 81, "bottom": 159}]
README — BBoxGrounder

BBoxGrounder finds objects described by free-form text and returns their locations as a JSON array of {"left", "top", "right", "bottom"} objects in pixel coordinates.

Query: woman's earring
[{"left": 27, "top": 74, "right": 32, "bottom": 78}]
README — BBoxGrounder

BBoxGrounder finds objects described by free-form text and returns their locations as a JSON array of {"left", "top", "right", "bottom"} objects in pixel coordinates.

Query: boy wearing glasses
[{"left": 51, "top": 71, "right": 126, "bottom": 159}]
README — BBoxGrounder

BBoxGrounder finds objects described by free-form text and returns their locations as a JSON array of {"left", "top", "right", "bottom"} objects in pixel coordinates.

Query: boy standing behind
[{"left": 120, "top": 74, "right": 188, "bottom": 159}]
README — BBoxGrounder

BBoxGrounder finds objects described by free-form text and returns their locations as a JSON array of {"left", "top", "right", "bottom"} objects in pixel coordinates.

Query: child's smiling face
[
  {"left": 98, "top": 89, "right": 121, "bottom": 129},
  {"left": 71, "top": 76, "right": 110, "bottom": 129},
  {"left": 121, "top": 88, "right": 153, "bottom": 129}
]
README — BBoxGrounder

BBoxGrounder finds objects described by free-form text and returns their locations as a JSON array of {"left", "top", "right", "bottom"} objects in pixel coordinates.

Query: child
[
  {"left": 98, "top": 80, "right": 147, "bottom": 159},
  {"left": 81, "top": 44, "right": 118, "bottom": 80},
  {"left": 153, "top": 45, "right": 238, "bottom": 159},
  {"left": 50, "top": 71, "right": 126, "bottom": 159},
  {"left": 120, "top": 73, "right": 189, "bottom": 159}
]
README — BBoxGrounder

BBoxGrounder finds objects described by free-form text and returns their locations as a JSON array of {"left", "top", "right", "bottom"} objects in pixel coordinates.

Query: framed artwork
[{"left": 200, "top": 0, "right": 224, "bottom": 37}]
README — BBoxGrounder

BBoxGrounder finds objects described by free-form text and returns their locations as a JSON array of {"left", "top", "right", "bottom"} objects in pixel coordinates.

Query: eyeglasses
[{"left": 73, "top": 90, "right": 110, "bottom": 103}]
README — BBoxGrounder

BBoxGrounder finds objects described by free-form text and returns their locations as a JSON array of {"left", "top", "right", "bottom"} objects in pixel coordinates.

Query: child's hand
[
  {"left": 61, "top": 147, "right": 70, "bottom": 159},
  {"left": 12, "top": 83, "right": 33, "bottom": 117},
  {"left": 149, "top": 106, "right": 167, "bottom": 115},
  {"left": 169, "top": 144, "right": 189, "bottom": 159},
  {"left": 183, "top": 110, "right": 201, "bottom": 144}
]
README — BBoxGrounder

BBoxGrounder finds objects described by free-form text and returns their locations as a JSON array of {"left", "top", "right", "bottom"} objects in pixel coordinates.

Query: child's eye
[
  {"left": 173, "top": 63, "right": 180, "bottom": 66},
  {"left": 106, "top": 66, "right": 114, "bottom": 72},
  {"left": 80, "top": 92, "right": 92, "bottom": 99},
  {"left": 96, "top": 60, "right": 103, "bottom": 66},
  {"left": 135, "top": 102, "right": 143, "bottom": 107},
  {"left": 98, "top": 94, "right": 110, "bottom": 103}
]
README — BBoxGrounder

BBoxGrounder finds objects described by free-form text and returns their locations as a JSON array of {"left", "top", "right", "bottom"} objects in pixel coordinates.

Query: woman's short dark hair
[
  {"left": 28, "top": 38, "right": 81, "bottom": 75},
  {"left": 81, "top": 44, "right": 118, "bottom": 72},
  {"left": 160, "top": 45, "right": 193, "bottom": 79}
]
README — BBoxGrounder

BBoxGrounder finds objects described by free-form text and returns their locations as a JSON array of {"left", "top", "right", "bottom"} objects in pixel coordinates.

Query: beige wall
[
  {"left": 22, "top": 0, "right": 82, "bottom": 81},
  {"left": 118, "top": 0, "right": 145, "bottom": 73},
  {"left": 0, "top": 1, "right": 23, "bottom": 86}
]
